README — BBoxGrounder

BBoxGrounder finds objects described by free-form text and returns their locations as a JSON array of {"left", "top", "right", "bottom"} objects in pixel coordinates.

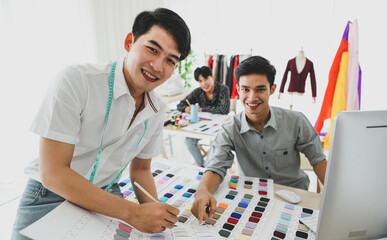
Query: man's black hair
[
  {"left": 234, "top": 56, "right": 276, "bottom": 87},
  {"left": 132, "top": 8, "right": 191, "bottom": 60},
  {"left": 194, "top": 66, "right": 212, "bottom": 81}
]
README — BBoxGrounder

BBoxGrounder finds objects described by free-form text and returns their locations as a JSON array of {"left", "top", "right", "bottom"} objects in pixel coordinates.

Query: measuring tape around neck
[{"left": 88, "top": 61, "right": 148, "bottom": 191}]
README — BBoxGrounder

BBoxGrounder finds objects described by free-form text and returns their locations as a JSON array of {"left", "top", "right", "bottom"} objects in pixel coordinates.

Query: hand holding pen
[
  {"left": 185, "top": 99, "right": 191, "bottom": 114},
  {"left": 133, "top": 181, "right": 179, "bottom": 231}
]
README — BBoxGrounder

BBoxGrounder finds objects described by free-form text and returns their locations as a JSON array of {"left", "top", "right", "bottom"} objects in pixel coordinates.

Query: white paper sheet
[{"left": 20, "top": 201, "right": 118, "bottom": 240}]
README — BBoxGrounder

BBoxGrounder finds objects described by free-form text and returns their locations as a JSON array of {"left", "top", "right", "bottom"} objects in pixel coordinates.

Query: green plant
[{"left": 177, "top": 50, "right": 197, "bottom": 89}]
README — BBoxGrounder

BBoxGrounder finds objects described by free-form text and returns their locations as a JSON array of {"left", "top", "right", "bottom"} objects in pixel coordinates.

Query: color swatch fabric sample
[{"left": 21, "top": 160, "right": 316, "bottom": 240}]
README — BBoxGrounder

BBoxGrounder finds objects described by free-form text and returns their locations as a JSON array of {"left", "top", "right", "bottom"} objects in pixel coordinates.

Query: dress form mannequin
[
  {"left": 289, "top": 49, "right": 306, "bottom": 110},
  {"left": 296, "top": 49, "right": 306, "bottom": 74},
  {"left": 278, "top": 48, "right": 317, "bottom": 110}
]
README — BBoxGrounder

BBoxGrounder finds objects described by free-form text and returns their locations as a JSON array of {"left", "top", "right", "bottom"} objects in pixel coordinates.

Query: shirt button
[
  {"left": 265, "top": 166, "right": 269, "bottom": 170},
  {"left": 268, "top": 175, "right": 272, "bottom": 178},
  {"left": 263, "top": 151, "right": 266, "bottom": 155},
  {"left": 261, "top": 135, "right": 264, "bottom": 139}
]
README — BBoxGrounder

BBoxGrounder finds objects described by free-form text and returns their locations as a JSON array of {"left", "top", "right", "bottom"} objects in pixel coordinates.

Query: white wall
[
  {"left": 0, "top": 0, "right": 97, "bottom": 181},
  {"left": 1, "top": 0, "right": 387, "bottom": 180}
]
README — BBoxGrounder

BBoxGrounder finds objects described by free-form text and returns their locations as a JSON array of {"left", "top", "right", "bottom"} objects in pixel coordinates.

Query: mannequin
[
  {"left": 296, "top": 49, "right": 307, "bottom": 74},
  {"left": 278, "top": 48, "right": 317, "bottom": 110}
]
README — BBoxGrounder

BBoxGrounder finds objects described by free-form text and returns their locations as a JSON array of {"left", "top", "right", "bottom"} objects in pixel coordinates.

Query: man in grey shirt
[{"left": 191, "top": 56, "right": 327, "bottom": 223}]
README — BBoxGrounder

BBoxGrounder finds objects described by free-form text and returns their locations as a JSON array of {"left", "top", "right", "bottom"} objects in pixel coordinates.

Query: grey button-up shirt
[{"left": 206, "top": 106, "right": 326, "bottom": 190}]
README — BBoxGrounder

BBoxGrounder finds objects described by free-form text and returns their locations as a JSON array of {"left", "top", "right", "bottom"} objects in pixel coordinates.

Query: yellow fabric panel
[{"left": 324, "top": 51, "right": 349, "bottom": 150}]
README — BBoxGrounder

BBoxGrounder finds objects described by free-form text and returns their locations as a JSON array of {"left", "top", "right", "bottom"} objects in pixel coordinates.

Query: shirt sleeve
[
  {"left": 201, "top": 84, "right": 230, "bottom": 115},
  {"left": 280, "top": 60, "right": 291, "bottom": 93},
  {"left": 176, "top": 89, "right": 199, "bottom": 112},
  {"left": 309, "top": 61, "right": 317, "bottom": 97},
  {"left": 29, "top": 66, "right": 86, "bottom": 144},
  {"left": 205, "top": 123, "right": 235, "bottom": 181},
  {"left": 295, "top": 112, "right": 326, "bottom": 165},
  {"left": 177, "top": 97, "right": 189, "bottom": 112}
]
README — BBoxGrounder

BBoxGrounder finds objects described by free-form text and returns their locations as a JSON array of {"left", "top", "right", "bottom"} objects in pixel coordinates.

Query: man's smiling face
[
  {"left": 123, "top": 25, "right": 180, "bottom": 93},
  {"left": 237, "top": 73, "right": 276, "bottom": 119}
]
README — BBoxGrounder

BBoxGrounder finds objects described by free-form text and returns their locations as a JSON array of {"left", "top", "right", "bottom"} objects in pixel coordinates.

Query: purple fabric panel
[
  {"left": 358, "top": 65, "right": 362, "bottom": 108},
  {"left": 342, "top": 21, "right": 351, "bottom": 41}
]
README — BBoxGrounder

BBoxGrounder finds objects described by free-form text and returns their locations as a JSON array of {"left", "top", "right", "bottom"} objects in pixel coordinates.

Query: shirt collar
[
  {"left": 266, "top": 106, "right": 278, "bottom": 130},
  {"left": 240, "top": 111, "right": 251, "bottom": 134},
  {"left": 113, "top": 58, "right": 129, "bottom": 100},
  {"left": 130, "top": 91, "right": 162, "bottom": 129},
  {"left": 239, "top": 107, "right": 278, "bottom": 134},
  {"left": 144, "top": 91, "right": 160, "bottom": 114}
]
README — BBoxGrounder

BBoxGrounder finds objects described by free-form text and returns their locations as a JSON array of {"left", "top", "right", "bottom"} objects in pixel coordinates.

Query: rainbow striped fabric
[{"left": 315, "top": 20, "right": 362, "bottom": 150}]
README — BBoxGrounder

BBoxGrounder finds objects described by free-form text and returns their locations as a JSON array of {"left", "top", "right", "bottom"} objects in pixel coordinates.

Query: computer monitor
[{"left": 316, "top": 110, "right": 387, "bottom": 240}]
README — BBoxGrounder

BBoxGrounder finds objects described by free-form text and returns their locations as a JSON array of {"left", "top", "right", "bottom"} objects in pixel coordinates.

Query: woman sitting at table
[{"left": 177, "top": 66, "right": 230, "bottom": 167}]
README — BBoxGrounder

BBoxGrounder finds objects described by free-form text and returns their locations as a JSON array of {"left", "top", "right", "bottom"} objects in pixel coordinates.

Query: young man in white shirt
[{"left": 12, "top": 8, "right": 191, "bottom": 239}]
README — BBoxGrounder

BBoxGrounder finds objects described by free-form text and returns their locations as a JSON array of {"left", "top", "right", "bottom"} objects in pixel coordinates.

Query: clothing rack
[
  {"left": 204, "top": 51, "right": 253, "bottom": 100},
  {"left": 204, "top": 48, "right": 253, "bottom": 56}
]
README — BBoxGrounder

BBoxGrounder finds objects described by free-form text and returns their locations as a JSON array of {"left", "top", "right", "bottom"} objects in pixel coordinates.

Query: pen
[
  {"left": 133, "top": 181, "right": 178, "bottom": 227},
  {"left": 133, "top": 181, "right": 158, "bottom": 202},
  {"left": 185, "top": 99, "right": 191, "bottom": 106}
]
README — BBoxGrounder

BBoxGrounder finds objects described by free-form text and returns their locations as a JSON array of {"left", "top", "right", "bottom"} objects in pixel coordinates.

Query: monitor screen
[{"left": 316, "top": 110, "right": 387, "bottom": 240}]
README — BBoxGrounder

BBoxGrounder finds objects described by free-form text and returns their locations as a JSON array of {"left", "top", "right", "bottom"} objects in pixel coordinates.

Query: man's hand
[
  {"left": 130, "top": 202, "right": 179, "bottom": 233},
  {"left": 191, "top": 189, "right": 217, "bottom": 224},
  {"left": 184, "top": 106, "right": 191, "bottom": 114},
  {"left": 191, "top": 171, "right": 222, "bottom": 224}
]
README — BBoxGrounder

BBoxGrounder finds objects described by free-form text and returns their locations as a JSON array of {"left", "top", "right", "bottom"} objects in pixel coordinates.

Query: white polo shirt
[{"left": 25, "top": 58, "right": 166, "bottom": 187}]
